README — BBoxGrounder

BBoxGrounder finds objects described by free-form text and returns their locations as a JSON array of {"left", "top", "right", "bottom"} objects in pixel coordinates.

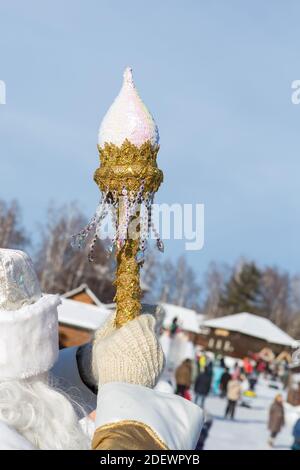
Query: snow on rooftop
[
  {"left": 203, "top": 312, "right": 298, "bottom": 347},
  {"left": 62, "top": 283, "right": 104, "bottom": 307},
  {"left": 161, "top": 303, "right": 203, "bottom": 334},
  {"left": 58, "top": 297, "right": 111, "bottom": 331}
]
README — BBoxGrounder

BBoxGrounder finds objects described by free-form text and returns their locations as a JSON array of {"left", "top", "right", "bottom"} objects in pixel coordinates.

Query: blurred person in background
[
  {"left": 219, "top": 367, "right": 231, "bottom": 398},
  {"left": 232, "top": 361, "right": 241, "bottom": 380},
  {"left": 175, "top": 359, "right": 192, "bottom": 398},
  {"left": 278, "top": 362, "right": 289, "bottom": 389},
  {"left": 224, "top": 376, "right": 242, "bottom": 420},
  {"left": 267, "top": 394, "right": 285, "bottom": 447},
  {"left": 248, "top": 370, "right": 258, "bottom": 392},
  {"left": 195, "top": 411, "right": 213, "bottom": 450},
  {"left": 170, "top": 317, "right": 179, "bottom": 337},
  {"left": 243, "top": 357, "right": 253, "bottom": 376},
  {"left": 256, "top": 359, "right": 266, "bottom": 375},
  {"left": 194, "top": 363, "right": 213, "bottom": 408},
  {"left": 212, "top": 358, "right": 225, "bottom": 395},
  {"left": 198, "top": 352, "right": 207, "bottom": 372},
  {"left": 291, "top": 418, "right": 300, "bottom": 451}
]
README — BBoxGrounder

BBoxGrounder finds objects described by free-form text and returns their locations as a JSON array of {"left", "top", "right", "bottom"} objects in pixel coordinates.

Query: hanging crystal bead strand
[
  {"left": 136, "top": 200, "right": 148, "bottom": 266},
  {"left": 89, "top": 196, "right": 111, "bottom": 261},
  {"left": 107, "top": 193, "right": 118, "bottom": 255},
  {"left": 129, "top": 180, "right": 145, "bottom": 218},
  {"left": 70, "top": 213, "right": 98, "bottom": 249},
  {"left": 147, "top": 192, "right": 153, "bottom": 237},
  {"left": 71, "top": 191, "right": 108, "bottom": 250},
  {"left": 117, "top": 187, "right": 130, "bottom": 250},
  {"left": 88, "top": 233, "right": 99, "bottom": 262},
  {"left": 149, "top": 194, "right": 164, "bottom": 253}
]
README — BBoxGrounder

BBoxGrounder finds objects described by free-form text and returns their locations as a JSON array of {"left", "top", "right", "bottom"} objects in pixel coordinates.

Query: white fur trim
[
  {"left": 0, "top": 295, "right": 60, "bottom": 380},
  {"left": 95, "top": 382, "right": 203, "bottom": 450}
]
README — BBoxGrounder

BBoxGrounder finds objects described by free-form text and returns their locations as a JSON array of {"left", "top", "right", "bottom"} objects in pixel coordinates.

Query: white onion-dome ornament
[
  {"left": 72, "top": 68, "right": 164, "bottom": 328},
  {"left": 98, "top": 67, "right": 159, "bottom": 148}
]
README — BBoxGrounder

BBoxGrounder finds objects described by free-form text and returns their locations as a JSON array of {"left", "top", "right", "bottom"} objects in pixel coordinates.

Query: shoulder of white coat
[
  {"left": 0, "top": 421, "right": 35, "bottom": 450},
  {"left": 95, "top": 382, "right": 203, "bottom": 450},
  {"left": 51, "top": 346, "right": 97, "bottom": 417}
]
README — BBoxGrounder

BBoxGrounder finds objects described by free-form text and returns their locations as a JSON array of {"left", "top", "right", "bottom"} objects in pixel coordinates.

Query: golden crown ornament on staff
[{"left": 72, "top": 68, "right": 164, "bottom": 328}]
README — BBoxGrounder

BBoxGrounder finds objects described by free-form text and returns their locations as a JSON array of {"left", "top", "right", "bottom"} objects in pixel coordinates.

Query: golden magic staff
[{"left": 72, "top": 68, "right": 163, "bottom": 328}]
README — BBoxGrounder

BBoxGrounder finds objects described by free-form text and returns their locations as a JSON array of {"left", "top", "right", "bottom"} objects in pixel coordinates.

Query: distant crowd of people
[
  {"left": 175, "top": 354, "right": 255, "bottom": 421},
  {"left": 173, "top": 347, "right": 299, "bottom": 450}
]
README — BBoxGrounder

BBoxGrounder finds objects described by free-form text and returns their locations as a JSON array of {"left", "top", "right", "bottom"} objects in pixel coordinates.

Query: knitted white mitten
[{"left": 92, "top": 314, "right": 165, "bottom": 388}]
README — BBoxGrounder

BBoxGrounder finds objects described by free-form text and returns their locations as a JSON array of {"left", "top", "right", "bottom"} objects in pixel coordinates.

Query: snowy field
[{"left": 204, "top": 380, "right": 293, "bottom": 450}]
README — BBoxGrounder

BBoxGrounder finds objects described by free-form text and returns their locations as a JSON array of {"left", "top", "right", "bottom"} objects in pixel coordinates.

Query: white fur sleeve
[{"left": 95, "top": 382, "right": 203, "bottom": 450}]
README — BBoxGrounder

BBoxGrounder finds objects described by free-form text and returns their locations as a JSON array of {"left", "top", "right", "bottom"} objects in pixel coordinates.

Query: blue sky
[{"left": 0, "top": 1, "right": 300, "bottom": 278}]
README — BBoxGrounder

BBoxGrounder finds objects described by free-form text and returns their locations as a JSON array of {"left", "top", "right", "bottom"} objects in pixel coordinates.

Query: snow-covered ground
[{"left": 204, "top": 380, "right": 293, "bottom": 450}]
